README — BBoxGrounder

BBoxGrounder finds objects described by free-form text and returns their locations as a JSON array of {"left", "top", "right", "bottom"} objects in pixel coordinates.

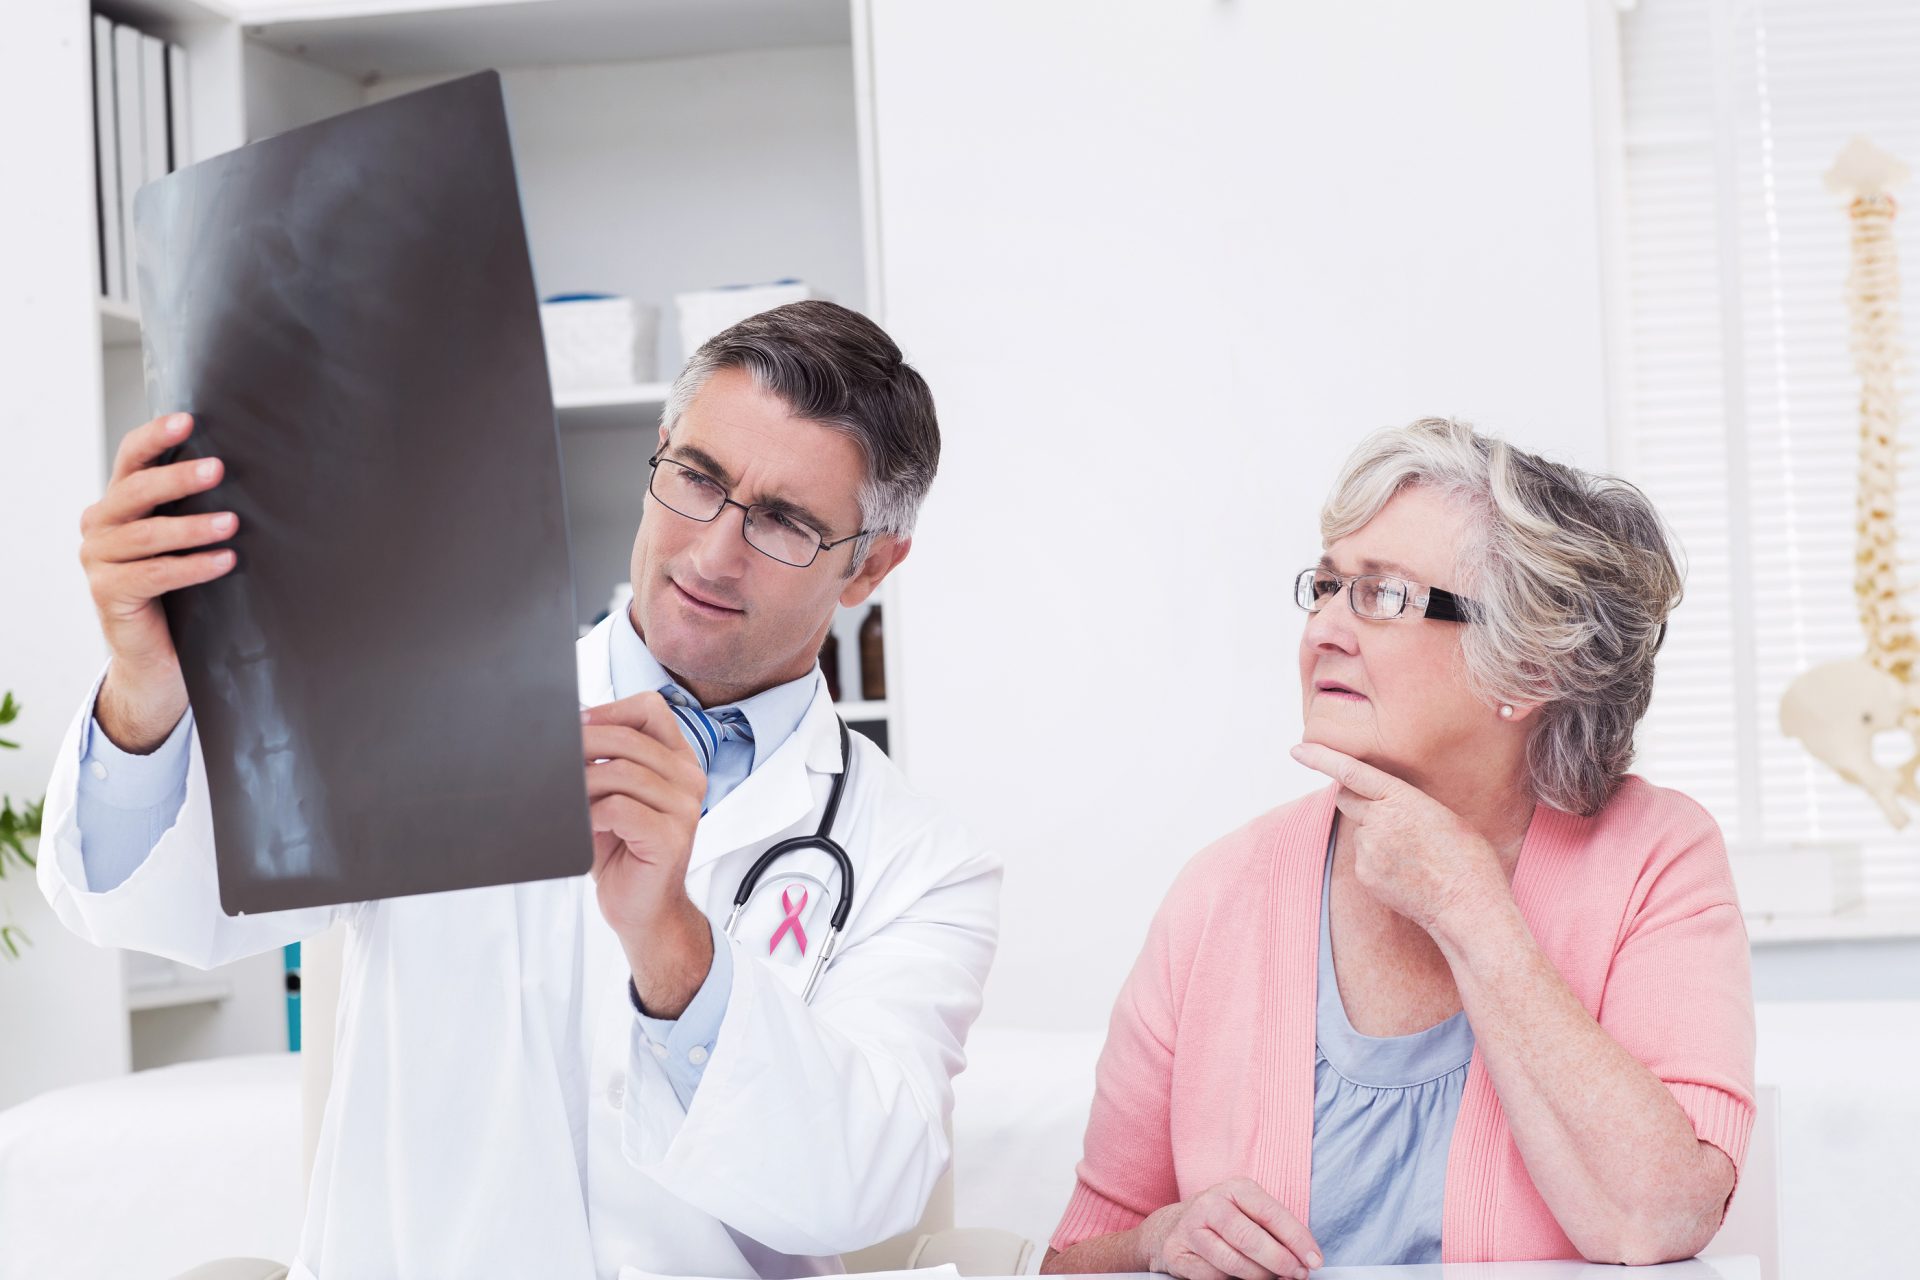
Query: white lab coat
[{"left": 37, "top": 615, "right": 1002, "bottom": 1279}]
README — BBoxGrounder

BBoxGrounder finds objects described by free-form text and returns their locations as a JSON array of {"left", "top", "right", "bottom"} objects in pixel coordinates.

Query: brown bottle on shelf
[
  {"left": 859, "top": 604, "right": 886, "bottom": 701},
  {"left": 819, "top": 632, "right": 842, "bottom": 702}
]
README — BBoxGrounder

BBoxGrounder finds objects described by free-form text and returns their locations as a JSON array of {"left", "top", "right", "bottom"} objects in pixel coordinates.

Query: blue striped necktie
[{"left": 659, "top": 686, "right": 754, "bottom": 775}]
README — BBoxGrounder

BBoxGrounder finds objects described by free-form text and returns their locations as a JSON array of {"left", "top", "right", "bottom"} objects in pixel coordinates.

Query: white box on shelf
[
  {"left": 1731, "top": 842, "right": 1863, "bottom": 918},
  {"left": 675, "top": 279, "right": 813, "bottom": 359},
  {"left": 541, "top": 295, "right": 658, "bottom": 392}
]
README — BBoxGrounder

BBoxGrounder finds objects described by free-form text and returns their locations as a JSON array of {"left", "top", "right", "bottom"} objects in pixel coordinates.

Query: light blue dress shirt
[
  {"left": 1309, "top": 816, "right": 1475, "bottom": 1265},
  {"left": 73, "top": 606, "right": 821, "bottom": 1108}
]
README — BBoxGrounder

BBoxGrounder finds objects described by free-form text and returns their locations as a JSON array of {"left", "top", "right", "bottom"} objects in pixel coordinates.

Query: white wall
[
  {"left": 0, "top": 0, "right": 130, "bottom": 1107},
  {"left": 867, "top": 0, "right": 1616, "bottom": 1029},
  {"left": 1752, "top": 938, "right": 1920, "bottom": 1002}
]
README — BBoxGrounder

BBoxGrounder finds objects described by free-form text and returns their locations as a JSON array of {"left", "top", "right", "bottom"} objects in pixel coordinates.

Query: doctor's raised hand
[
  {"left": 76, "top": 411, "right": 234, "bottom": 753},
  {"left": 581, "top": 689, "right": 712, "bottom": 1018}
]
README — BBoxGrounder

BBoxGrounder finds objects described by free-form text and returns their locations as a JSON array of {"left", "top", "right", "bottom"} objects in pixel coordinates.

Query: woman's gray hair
[
  {"left": 661, "top": 300, "right": 940, "bottom": 574},
  {"left": 1320, "top": 417, "right": 1684, "bottom": 817}
]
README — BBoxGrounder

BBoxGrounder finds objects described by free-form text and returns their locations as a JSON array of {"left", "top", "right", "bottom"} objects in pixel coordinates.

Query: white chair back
[
  {"left": 298, "top": 923, "right": 346, "bottom": 1183},
  {"left": 1705, "top": 1083, "right": 1781, "bottom": 1280}
]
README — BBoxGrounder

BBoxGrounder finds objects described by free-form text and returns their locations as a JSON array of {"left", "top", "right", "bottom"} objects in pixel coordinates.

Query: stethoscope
[{"left": 722, "top": 718, "right": 855, "bottom": 1003}]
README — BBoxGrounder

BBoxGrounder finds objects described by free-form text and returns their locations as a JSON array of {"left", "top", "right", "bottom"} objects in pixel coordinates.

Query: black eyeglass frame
[
  {"left": 1294, "top": 567, "right": 1478, "bottom": 624},
  {"left": 646, "top": 453, "right": 872, "bottom": 569}
]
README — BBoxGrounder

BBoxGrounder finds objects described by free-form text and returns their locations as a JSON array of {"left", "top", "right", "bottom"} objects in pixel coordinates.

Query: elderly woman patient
[{"left": 1045, "top": 419, "right": 1754, "bottom": 1278}]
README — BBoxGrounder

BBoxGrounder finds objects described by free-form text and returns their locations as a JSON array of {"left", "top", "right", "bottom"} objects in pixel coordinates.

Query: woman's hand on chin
[
  {"left": 1290, "top": 741, "right": 1510, "bottom": 937},
  {"left": 1136, "top": 1178, "right": 1322, "bottom": 1280}
]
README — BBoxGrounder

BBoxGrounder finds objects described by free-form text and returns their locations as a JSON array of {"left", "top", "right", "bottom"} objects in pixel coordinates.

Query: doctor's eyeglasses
[
  {"left": 1294, "top": 568, "right": 1478, "bottom": 623},
  {"left": 647, "top": 455, "right": 871, "bottom": 568}
]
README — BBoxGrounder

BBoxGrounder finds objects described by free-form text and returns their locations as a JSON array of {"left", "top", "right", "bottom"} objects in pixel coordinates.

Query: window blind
[{"left": 1619, "top": 0, "right": 1920, "bottom": 903}]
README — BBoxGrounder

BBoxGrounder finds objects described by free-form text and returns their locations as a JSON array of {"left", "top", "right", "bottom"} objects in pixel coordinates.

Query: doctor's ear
[{"left": 839, "top": 535, "right": 909, "bottom": 607}]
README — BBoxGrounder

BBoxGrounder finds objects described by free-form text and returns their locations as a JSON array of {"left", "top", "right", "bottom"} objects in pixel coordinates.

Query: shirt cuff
[
  {"left": 74, "top": 694, "right": 195, "bottom": 895},
  {"left": 78, "top": 703, "right": 195, "bottom": 810},
  {"left": 628, "top": 914, "right": 733, "bottom": 1107}
]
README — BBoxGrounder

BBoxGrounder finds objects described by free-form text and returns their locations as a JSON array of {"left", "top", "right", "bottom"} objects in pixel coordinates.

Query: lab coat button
[
  {"left": 88, "top": 760, "right": 108, "bottom": 781},
  {"left": 607, "top": 1078, "right": 624, "bottom": 1107},
  {"left": 688, "top": 1045, "right": 709, "bottom": 1067}
]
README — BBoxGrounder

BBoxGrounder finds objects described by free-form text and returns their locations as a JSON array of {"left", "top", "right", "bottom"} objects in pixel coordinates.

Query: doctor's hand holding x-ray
[
  {"left": 77, "top": 411, "right": 233, "bottom": 761},
  {"left": 44, "top": 301, "right": 1004, "bottom": 1280},
  {"left": 80, "top": 411, "right": 796, "bottom": 1027},
  {"left": 73, "top": 408, "right": 753, "bottom": 1022}
]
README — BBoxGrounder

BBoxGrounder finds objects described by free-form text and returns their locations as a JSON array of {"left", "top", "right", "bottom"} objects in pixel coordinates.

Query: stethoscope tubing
[{"left": 722, "top": 718, "right": 855, "bottom": 1003}]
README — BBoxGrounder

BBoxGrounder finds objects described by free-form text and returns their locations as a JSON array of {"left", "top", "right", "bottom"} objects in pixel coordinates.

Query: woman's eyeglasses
[{"left": 1294, "top": 568, "right": 1477, "bottom": 623}]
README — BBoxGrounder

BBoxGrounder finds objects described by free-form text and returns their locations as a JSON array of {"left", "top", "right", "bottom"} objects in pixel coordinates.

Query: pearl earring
[{"left": 1499, "top": 704, "right": 1515, "bottom": 720}]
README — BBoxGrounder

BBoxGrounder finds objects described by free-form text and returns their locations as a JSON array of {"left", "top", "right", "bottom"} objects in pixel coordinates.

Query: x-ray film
[{"left": 132, "top": 72, "right": 592, "bottom": 914}]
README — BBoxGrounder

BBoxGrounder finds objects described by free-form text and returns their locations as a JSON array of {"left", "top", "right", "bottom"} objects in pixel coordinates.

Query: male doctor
[{"left": 40, "top": 301, "right": 1001, "bottom": 1279}]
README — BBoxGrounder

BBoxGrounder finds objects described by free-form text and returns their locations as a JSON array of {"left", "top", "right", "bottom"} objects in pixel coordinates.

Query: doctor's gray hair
[
  {"left": 1319, "top": 417, "right": 1684, "bottom": 817},
  {"left": 661, "top": 300, "right": 940, "bottom": 575}
]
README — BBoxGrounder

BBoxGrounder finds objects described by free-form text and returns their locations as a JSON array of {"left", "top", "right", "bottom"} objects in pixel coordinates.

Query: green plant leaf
[
  {"left": 0, "top": 802, "right": 34, "bottom": 877},
  {"left": 0, "top": 694, "right": 45, "bottom": 879},
  {"left": 0, "top": 924, "right": 27, "bottom": 960}
]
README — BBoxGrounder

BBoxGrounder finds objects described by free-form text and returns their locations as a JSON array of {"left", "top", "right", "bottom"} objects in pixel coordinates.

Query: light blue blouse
[{"left": 1309, "top": 816, "right": 1475, "bottom": 1266}]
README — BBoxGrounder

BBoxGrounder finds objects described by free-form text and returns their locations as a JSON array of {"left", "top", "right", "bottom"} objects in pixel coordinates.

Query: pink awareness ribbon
[{"left": 769, "top": 886, "right": 809, "bottom": 957}]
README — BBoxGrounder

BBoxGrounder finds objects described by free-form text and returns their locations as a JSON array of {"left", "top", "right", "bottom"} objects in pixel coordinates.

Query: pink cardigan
[{"left": 1051, "top": 777, "right": 1756, "bottom": 1263}]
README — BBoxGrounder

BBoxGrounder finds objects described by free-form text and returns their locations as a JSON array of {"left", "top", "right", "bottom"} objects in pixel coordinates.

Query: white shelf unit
[
  {"left": 102, "top": 311, "right": 674, "bottom": 426},
  {"left": 28, "top": 0, "right": 901, "bottom": 1092},
  {"left": 97, "top": 319, "right": 673, "bottom": 412},
  {"left": 229, "top": 0, "right": 851, "bottom": 77},
  {"left": 125, "top": 976, "right": 234, "bottom": 1012},
  {"left": 1746, "top": 906, "right": 1920, "bottom": 946},
  {"left": 97, "top": 297, "right": 142, "bottom": 348},
  {"left": 552, "top": 382, "right": 673, "bottom": 413}
]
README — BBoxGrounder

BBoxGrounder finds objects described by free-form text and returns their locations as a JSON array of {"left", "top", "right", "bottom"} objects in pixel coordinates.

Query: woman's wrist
[
  {"left": 1134, "top": 1203, "right": 1174, "bottom": 1272},
  {"left": 1042, "top": 1216, "right": 1166, "bottom": 1276},
  {"left": 1428, "top": 862, "right": 1521, "bottom": 950},
  {"left": 1430, "top": 875, "right": 1529, "bottom": 978}
]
